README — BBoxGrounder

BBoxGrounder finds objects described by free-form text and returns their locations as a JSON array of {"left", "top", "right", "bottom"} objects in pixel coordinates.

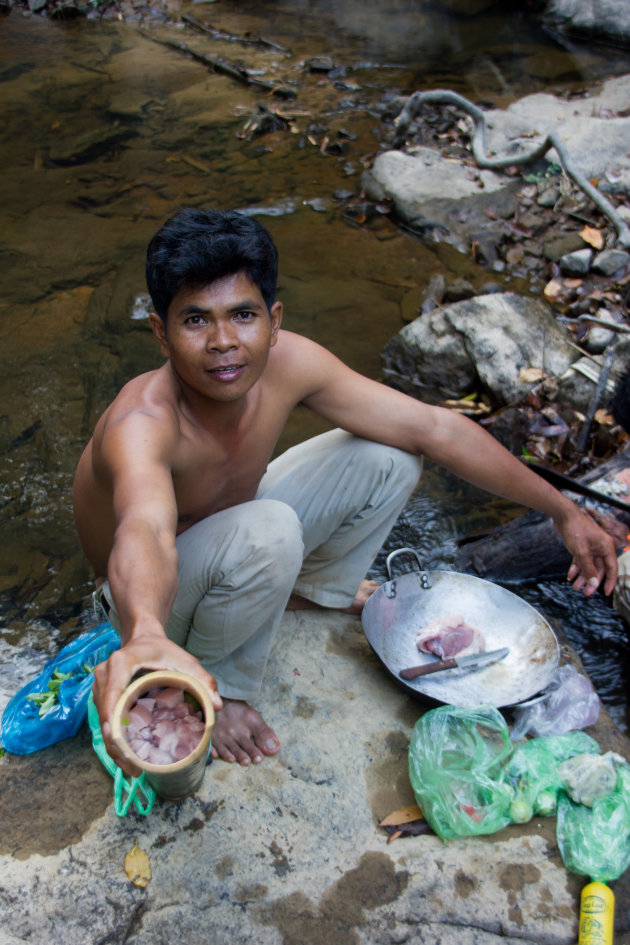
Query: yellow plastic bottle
[{"left": 578, "top": 881, "right": 615, "bottom": 945}]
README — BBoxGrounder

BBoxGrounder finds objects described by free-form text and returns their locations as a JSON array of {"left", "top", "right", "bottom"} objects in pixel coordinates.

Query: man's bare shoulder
[
  {"left": 93, "top": 367, "right": 181, "bottom": 461},
  {"left": 269, "top": 329, "right": 345, "bottom": 395}
]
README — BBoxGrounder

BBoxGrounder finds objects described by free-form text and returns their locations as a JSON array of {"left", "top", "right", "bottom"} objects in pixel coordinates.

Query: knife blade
[{"left": 399, "top": 646, "right": 510, "bottom": 681}]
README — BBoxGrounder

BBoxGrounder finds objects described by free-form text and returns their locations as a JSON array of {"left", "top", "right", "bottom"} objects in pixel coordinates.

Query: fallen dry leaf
[
  {"left": 580, "top": 225, "right": 605, "bottom": 250},
  {"left": 519, "top": 367, "right": 546, "bottom": 384},
  {"left": 544, "top": 278, "right": 564, "bottom": 302},
  {"left": 124, "top": 839, "right": 151, "bottom": 888},
  {"left": 594, "top": 409, "right": 614, "bottom": 425},
  {"left": 380, "top": 804, "right": 424, "bottom": 827}
]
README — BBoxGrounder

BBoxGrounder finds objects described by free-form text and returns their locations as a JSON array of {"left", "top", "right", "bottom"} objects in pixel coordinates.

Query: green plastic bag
[
  {"left": 504, "top": 731, "right": 600, "bottom": 820},
  {"left": 408, "top": 704, "right": 514, "bottom": 840},
  {"left": 408, "top": 706, "right": 606, "bottom": 840},
  {"left": 557, "top": 764, "right": 630, "bottom": 882}
]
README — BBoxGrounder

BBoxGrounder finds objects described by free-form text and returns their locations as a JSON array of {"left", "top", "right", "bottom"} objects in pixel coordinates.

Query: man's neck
[{"left": 169, "top": 363, "right": 258, "bottom": 437}]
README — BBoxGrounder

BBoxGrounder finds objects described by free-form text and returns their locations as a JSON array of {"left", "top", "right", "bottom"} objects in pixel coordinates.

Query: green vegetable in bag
[
  {"left": 408, "top": 704, "right": 515, "bottom": 840},
  {"left": 504, "top": 731, "right": 600, "bottom": 821}
]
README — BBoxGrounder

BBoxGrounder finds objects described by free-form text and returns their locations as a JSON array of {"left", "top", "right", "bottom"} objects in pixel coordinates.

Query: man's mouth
[{"left": 207, "top": 364, "right": 245, "bottom": 381}]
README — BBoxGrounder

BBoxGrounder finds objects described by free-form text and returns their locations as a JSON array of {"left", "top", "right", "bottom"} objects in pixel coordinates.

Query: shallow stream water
[{"left": 1, "top": 0, "right": 629, "bottom": 727}]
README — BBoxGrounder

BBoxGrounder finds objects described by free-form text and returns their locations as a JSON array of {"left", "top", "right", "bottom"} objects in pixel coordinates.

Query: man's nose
[{"left": 208, "top": 321, "right": 238, "bottom": 350}]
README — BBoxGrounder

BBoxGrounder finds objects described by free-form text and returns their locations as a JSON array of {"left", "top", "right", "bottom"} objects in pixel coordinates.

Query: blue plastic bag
[{"left": 1, "top": 622, "right": 120, "bottom": 754}]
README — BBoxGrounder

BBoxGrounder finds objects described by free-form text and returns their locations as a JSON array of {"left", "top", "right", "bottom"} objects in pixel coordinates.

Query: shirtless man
[{"left": 73, "top": 207, "right": 617, "bottom": 774}]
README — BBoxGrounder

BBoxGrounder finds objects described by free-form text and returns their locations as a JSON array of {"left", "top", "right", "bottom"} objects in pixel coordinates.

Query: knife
[{"left": 399, "top": 646, "right": 510, "bottom": 681}]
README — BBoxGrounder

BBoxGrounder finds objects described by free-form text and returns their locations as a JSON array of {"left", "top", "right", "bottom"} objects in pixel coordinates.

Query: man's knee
[
  {"left": 246, "top": 499, "right": 304, "bottom": 585},
  {"left": 352, "top": 439, "right": 422, "bottom": 494}
]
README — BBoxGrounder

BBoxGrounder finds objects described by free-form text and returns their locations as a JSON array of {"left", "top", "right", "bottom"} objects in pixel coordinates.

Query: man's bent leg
[
  {"left": 257, "top": 429, "right": 421, "bottom": 609},
  {"left": 166, "top": 499, "right": 303, "bottom": 700}
]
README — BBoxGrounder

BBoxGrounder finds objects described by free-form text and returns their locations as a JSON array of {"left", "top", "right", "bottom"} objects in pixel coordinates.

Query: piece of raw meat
[
  {"left": 123, "top": 686, "right": 206, "bottom": 765},
  {"left": 415, "top": 615, "right": 485, "bottom": 660}
]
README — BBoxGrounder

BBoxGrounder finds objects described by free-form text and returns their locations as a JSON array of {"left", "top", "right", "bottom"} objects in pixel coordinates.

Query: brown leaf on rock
[
  {"left": 580, "top": 225, "right": 605, "bottom": 250},
  {"left": 124, "top": 839, "right": 151, "bottom": 888},
  {"left": 380, "top": 804, "right": 424, "bottom": 826},
  {"left": 519, "top": 367, "right": 546, "bottom": 384},
  {"left": 544, "top": 279, "right": 564, "bottom": 302}
]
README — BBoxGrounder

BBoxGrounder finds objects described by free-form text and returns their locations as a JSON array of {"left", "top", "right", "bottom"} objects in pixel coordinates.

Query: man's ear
[
  {"left": 269, "top": 300, "right": 283, "bottom": 346},
  {"left": 149, "top": 312, "right": 170, "bottom": 357}
]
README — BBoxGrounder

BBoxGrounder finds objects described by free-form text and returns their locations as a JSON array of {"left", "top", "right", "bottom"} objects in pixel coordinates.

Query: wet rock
[
  {"left": 559, "top": 248, "right": 593, "bottom": 275},
  {"left": 537, "top": 185, "right": 560, "bottom": 208},
  {"left": 306, "top": 56, "right": 335, "bottom": 73},
  {"left": 544, "top": 232, "right": 586, "bottom": 261},
  {"left": 362, "top": 147, "right": 510, "bottom": 251},
  {"left": 419, "top": 273, "right": 445, "bottom": 314},
  {"left": 443, "top": 277, "right": 474, "bottom": 302},
  {"left": 107, "top": 92, "right": 154, "bottom": 120},
  {"left": 518, "top": 210, "right": 548, "bottom": 236},
  {"left": 592, "top": 248, "right": 630, "bottom": 276},
  {"left": 47, "top": 125, "right": 137, "bottom": 166},
  {"left": 583, "top": 322, "right": 616, "bottom": 355},
  {"left": 542, "top": 0, "right": 630, "bottom": 46},
  {"left": 381, "top": 292, "right": 576, "bottom": 406}
]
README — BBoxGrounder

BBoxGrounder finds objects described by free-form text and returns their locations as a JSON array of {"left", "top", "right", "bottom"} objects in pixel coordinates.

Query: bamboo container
[{"left": 111, "top": 670, "right": 215, "bottom": 801}]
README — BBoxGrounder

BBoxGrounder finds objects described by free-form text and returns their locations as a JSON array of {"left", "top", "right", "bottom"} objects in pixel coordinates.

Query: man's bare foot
[
  {"left": 210, "top": 698, "right": 280, "bottom": 766},
  {"left": 286, "top": 578, "right": 379, "bottom": 615}
]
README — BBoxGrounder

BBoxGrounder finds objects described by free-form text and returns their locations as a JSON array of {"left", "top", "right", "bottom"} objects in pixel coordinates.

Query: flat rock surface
[{"left": 2, "top": 608, "right": 630, "bottom": 945}]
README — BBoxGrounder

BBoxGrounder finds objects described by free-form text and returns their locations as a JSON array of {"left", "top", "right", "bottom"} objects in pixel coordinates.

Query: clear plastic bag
[
  {"left": 557, "top": 764, "right": 630, "bottom": 882},
  {"left": 408, "top": 704, "right": 514, "bottom": 839},
  {"left": 510, "top": 665, "right": 601, "bottom": 741},
  {"left": 1, "top": 623, "right": 120, "bottom": 754}
]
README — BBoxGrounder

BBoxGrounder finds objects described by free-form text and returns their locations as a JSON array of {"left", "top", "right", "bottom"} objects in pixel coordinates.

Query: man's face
[{"left": 150, "top": 272, "right": 282, "bottom": 404}]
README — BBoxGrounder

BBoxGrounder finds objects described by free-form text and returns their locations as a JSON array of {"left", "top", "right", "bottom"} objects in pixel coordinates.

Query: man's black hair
[{"left": 146, "top": 208, "right": 279, "bottom": 321}]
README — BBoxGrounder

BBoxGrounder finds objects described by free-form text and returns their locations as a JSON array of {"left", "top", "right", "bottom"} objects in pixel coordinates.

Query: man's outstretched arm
[
  {"left": 90, "top": 412, "right": 222, "bottom": 773},
  {"left": 295, "top": 340, "right": 618, "bottom": 596}
]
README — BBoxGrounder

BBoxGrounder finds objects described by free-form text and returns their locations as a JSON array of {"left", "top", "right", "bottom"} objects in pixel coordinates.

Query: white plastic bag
[{"left": 510, "top": 665, "right": 600, "bottom": 741}]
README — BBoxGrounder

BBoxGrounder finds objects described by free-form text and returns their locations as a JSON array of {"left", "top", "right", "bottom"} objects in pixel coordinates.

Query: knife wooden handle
[{"left": 400, "top": 659, "right": 457, "bottom": 680}]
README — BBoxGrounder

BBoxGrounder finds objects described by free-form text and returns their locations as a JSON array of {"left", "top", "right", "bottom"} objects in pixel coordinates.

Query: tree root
[{"left": 393, "top": 89, "right": 630, "bottom": 249}]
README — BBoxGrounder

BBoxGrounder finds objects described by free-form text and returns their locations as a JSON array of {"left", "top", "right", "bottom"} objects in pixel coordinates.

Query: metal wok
[{"left": 362, "top": 548, "right": 559, "bottom": 708}]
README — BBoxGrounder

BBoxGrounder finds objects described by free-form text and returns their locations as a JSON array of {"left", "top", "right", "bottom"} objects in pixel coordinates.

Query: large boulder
[
  {"left": 363, "top": 147, "right": 515, "bottom": 255},
  {"left": 543, "top": 0, "right": 630, "bottom": 45},
  {"left": 381, "top": 292, "right": 577, "bottom": 406}
]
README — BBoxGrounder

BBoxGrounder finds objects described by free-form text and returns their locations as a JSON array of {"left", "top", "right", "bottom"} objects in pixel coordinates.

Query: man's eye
[
  {"left": 235, "top": 310, "right": 255, "bottom": 321},
  {"left": 186, "top": 315, "right": 205, "bottom": 325}
]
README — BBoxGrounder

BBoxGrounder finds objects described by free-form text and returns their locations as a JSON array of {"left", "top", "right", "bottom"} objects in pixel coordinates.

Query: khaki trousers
[{"left": 104, "top": 430, "right": 421, "bottom": 701}]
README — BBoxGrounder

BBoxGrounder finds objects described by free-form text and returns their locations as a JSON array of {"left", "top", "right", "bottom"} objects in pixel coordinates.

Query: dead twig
[
  {"left": 180, "top": 15, "right": 290, "bottom": 53},
  {"left": 139, "top": 31, "right": 296, "bottom": 99}
]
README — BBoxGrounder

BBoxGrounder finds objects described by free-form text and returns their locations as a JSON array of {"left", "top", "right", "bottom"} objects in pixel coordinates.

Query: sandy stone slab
[{"left": 3, "top": 609, "right": 628, "bottom": 944}]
